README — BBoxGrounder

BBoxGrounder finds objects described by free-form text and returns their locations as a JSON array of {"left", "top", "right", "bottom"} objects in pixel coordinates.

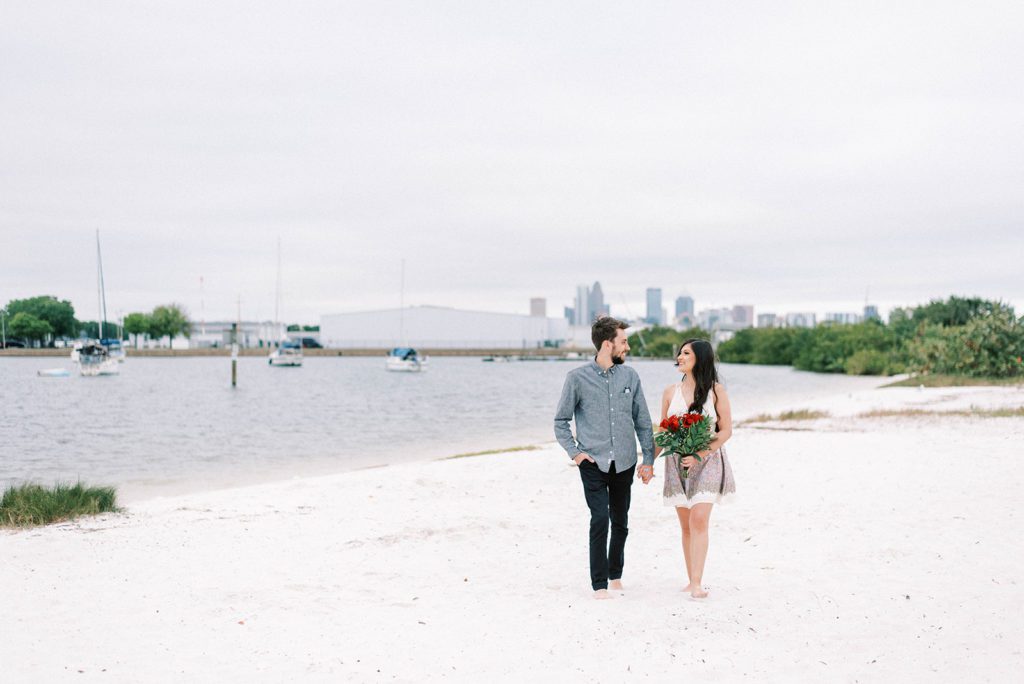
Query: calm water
[{"left": 0, "top": 356, "right": 884, "bottom": 500}]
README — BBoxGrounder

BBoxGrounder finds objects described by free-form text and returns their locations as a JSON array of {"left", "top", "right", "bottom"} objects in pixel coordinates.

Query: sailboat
[
  {"left": 75, "top": 230, "right": 120, "bottom": 376},
  {"left": 385, "top": 260, "right": 427, "bottom": 372},
  {"left": 268, "top": 238, "right": 303, "bottom": 367}
]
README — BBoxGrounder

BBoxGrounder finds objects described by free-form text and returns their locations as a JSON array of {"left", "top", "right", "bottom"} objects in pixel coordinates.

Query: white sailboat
[
  {"left": 385, "top": 260, "right": 427, "bottom": 372},
  {"left": 75, "top": 231, "right": 120, "bottom": 377},
  {"left": 268, "top": 238, "right": 303, "bottom": 367}
]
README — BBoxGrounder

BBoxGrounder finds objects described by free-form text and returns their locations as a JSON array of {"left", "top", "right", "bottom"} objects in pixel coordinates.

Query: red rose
[
  {"left": 660, "top": 419, "right": 669, "bottom": 429},
  {"left": 667, "top": 415, "right": 680, "bottom": 431}
]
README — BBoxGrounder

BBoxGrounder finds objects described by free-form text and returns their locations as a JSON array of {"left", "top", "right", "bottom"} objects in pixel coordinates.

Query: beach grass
[
  {"left": 444, "top": 445, "right": 541, "bottom": 460},
  {"left": 859, "top": 406, "right": 1024, "bottom": 419},
  {"left": 741, "top": 409, "right": 831, "bottom": 424},
  {"left": 0, "top": 482, "right": 119, "bottom": 528},
  {"left": 884, "top": 374, "right": 1023, "bottom": 388}
]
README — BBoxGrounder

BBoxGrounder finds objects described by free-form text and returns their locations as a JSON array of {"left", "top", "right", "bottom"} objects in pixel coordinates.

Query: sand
[{"left": 3, "top": 383, "right": 1023, "bottom": 682}]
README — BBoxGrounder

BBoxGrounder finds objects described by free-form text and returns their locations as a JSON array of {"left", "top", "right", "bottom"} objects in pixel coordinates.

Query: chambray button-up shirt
[{"left": 554, "top": 360, "right": 655, "bottom": 473}]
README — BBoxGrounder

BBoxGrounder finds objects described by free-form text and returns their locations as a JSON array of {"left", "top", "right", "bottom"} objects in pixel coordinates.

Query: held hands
[{"left": 574, "top": 454, "right": 655, "bottom": 485}]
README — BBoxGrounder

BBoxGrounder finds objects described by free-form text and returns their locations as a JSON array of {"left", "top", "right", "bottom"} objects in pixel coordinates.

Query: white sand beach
[{"left": 3, "top": 383, "right": 1023, "bottom": 682}]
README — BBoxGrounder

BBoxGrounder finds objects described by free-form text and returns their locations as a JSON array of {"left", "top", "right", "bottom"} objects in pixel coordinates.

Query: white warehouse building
[{"left": 320, "top": 305, "right": 570, "bottom": 349}]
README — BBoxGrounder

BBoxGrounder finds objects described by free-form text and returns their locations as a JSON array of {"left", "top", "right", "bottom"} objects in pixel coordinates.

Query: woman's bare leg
[
  {"left": 687, "top": 503, "right": 713, "bottom": 598},
  {"left": 674, "top": 506, "right": 694, "bottom": 591}
]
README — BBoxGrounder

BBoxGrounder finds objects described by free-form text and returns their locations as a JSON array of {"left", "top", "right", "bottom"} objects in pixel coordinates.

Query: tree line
[
  {"left": 716, "top": 296, "right": 1023, "bottom": 378},
  {"left": 1, "top": 295, "right": 191, "bottom": 347}
]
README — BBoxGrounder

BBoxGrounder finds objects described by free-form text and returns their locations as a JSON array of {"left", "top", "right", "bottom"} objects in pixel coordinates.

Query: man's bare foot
[
  {"left": 690, "top": 586, "right": 708, "bottom": 599},
  {"left": 593, "top": 589, "right": 615, "bottom": 600},
  {"left": 609, "top": 580, "right": 624, "bottom": 591}
]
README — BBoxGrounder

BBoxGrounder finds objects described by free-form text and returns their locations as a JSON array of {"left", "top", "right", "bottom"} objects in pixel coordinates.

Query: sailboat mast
[
  {"left": 399, "top": 258, "right": 405, "bottom": 345},
  {"left": 276, "top": 237, "right": 280, "bottom": 327},
  {"left": 96, "top": 230, "right": 108, "bottom": 339}
]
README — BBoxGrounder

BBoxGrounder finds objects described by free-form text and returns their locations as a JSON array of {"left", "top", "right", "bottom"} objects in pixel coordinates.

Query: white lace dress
[{"left": 662, "top": 385, "right": 737, "bottom": 508}]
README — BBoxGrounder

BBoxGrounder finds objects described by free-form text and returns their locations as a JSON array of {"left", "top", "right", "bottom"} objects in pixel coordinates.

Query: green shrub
[
  {"left": 844, "top": 349, "right": 889, "bottom": 375},
  {"left": 905, "top": 308, "right": 1023, "bottom": 378},
  {"left": 718, "top": 327, "right": 804, "bottom": 365},
  {"left": 1, "top": 482, "right": 119, "bottom": 528},
  {"left": 794, "top": 321, "right": 894, "bottom": 374}
]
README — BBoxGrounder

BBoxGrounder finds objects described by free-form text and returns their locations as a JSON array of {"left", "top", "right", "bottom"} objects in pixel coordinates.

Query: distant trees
[
  {"left": 123, "top": 313, "right": 151, "bottom": 348},
  {"left": 717, "top": 327, "right": 805, "bottom": 366},
  {"left": 628, "top": 325, "right": 713, "bottom": 358},
  {"left": 9, "top": 312, "right": 53, "bottom": 344},
  {"left": 150, "top": 304, "right": 191, "bottom": 347},
  {"left": 122, "top": 305, "right": 191, "bottom": 348},
  {"left": 4, "top": 296, "right": 76, "bottom": 340},
  {"left": 1, "top": 295, "right": 195, "bottom": 349},
  {"left": 717, "top": 296, "right": 1023, "bottom": 379}
]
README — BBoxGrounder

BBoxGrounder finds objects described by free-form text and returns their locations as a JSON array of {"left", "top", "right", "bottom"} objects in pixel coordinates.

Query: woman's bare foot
[
  {"left": 689, "top": 586, "right": 708, "bottom": 599},
  {"left": 609, "top": 580, "right": 624, "bottom": 591},
  {"left": 593, "top": 589, "right": 615, "bottom": 600},
  {"left": 681, "top": 583, "right": 694, "bottom": 593}
]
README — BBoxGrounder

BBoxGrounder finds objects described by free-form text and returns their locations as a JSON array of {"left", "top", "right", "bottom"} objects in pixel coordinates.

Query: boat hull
[
  {"left": 79, "top": 359, "right": 120, "bottom": 376},
  {"left": 385, "top": 357, "right": 428, "bottom": 372}
]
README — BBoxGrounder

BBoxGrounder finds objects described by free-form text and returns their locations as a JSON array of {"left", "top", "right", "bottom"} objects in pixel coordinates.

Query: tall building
[
  {"left": 732, "top": 305, "right": 754, "bottom": 327},
  {"left": 699, "top": 307, "right": 733, "bottom": 330},
  {"left": 564, "top": 306, "right": 575, "bottom": 322},
  {"left": 785, "top": 312, "right": 817, "bottom": 328},
  {"left": 574, "top": 284, "right": 590, "bottom": 326},
  {"left": 646, "top": 288, "right": 663, "bottom": 325},
  {"left": 757, "top": 313, "right": 780, "bottom": 328},
  {"left": 864, "top": 304, "right": 880, "bottom": 321},
  {"left": 675, "top": 296, "right": 694, "bottom": 317},
  {"left": 530, "top": 298, "right": 546, "bottom": 317},
  {"left": 588, "top": 281, "right": 606, "bottom": 321}
]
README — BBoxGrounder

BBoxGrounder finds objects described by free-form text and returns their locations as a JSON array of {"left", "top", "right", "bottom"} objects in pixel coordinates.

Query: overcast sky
[{"left": 2, "top": 1, "right": 1022, "bottom": 325}]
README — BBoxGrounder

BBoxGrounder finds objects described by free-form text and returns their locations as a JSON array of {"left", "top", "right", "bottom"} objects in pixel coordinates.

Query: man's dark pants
[{"left": 578, "top": 460, "right": 635, "bottom": 591}]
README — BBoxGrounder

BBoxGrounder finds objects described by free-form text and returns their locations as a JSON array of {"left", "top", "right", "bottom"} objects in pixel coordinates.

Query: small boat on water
[
  {"left": 73, "top": 232, "right": 122, "bottom": 377},
  {"left": 38, "top": 368, "right": 71, "bottom": 377},
  {"left": 77, "top": 342, "right": 120, "bottom": 376},
  {"left": 101, "top": 338, "right": 126, "bottom": 363},
  {"left": 386, "top": 347, "right": 428, "bottom": 372},
  {"left": 269, "top": 340, "right": 304, "bottom": 367}
]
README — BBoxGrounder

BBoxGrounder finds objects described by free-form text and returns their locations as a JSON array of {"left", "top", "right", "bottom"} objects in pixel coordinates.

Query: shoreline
[{"left": 3, "top": 383, "right": 1023, "bottom": 680}]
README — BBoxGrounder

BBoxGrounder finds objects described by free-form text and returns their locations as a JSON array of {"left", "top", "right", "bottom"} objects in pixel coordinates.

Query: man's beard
[{"left": 611, "top": 354, "right": 626, "bottom": 365}]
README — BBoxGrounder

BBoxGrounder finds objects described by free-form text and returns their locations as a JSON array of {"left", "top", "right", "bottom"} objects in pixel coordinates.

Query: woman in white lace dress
[{"left": 657, "top": 339, "right": 736, "bottom": 599}]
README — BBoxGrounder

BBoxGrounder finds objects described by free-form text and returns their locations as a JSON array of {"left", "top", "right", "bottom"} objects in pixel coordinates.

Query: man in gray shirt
[{"left": 554, "top": 316, "right": 655, "bottom": 599}]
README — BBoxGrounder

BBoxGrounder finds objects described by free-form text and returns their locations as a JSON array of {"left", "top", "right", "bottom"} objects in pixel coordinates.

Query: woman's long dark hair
[{"left": 680, "top": 338, "right": 718, "bottom": 414}]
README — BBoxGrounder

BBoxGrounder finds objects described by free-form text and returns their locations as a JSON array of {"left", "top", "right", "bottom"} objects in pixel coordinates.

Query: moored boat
[
  {"left": 386, "top": 347, "right": 427, "bottom": 372},
  {"left": 78, "top": 343, "right": 120, "bottom": 376},
  {"left": 269, "top": 340, "right": 304, "bottom": 367}
]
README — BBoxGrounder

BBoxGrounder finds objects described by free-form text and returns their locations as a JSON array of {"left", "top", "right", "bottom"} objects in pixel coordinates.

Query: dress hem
[{"left": 663, "top": 492, "right": 736, "bottom": 509}]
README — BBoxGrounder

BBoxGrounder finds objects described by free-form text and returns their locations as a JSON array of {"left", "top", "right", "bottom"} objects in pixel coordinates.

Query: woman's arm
[
  {"left": 654, "top": 384, "right": 673, "bottom": 457},
  {"left": 698, "top": 383, "right": 732, "bottom": 457}
]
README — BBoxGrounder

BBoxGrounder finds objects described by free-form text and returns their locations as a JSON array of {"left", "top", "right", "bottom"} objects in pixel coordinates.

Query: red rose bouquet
[{"left": 655, "top": 412, "right": 713, "bottom": 476}]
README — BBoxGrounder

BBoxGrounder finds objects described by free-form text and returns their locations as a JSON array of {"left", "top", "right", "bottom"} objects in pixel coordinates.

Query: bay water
[{"left": 0, "top": 356, "right": 884, "bottom": 500}]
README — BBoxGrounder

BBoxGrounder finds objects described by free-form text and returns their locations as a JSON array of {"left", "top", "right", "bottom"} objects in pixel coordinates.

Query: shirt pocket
[{"left": 614, "top": 389, "right": 633, "bottom": 413}]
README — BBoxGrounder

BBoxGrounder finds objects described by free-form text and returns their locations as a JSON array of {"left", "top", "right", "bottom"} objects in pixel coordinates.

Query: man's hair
[{"left": 591, "top": 315, "right": 628, "bottom": 350}]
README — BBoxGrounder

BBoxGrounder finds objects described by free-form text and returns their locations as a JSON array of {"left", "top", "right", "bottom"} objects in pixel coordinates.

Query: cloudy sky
[{"left": 2, "top": 1, "right": 1022, "bottom": 324}]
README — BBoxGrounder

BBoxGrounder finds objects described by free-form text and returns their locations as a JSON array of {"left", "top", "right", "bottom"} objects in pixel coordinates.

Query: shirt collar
[{"left": 590, "top": 359, "right": 615, "bottom": 375}]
